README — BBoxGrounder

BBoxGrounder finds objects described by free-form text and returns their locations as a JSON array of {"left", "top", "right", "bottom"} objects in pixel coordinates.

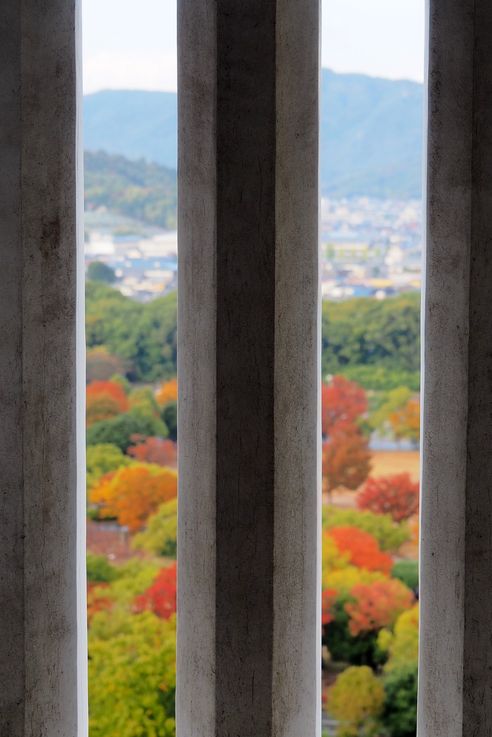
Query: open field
[
  {"left": 329, "top": 450, "right": 420, "bottom": 509},
  {"left": 370, "top": 449, "right": 420, "bottom": 481}
]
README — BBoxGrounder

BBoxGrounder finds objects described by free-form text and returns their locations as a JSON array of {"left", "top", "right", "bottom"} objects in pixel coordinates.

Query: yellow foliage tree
[
  {"left": 378, "top": 603, "right": 419, "bottom": 671},
  {"left": 90, "top": 464, "right": 177, "bottom": 532},
  {"left": 329, "top": 665, "right": 385, "bottom": 737}
]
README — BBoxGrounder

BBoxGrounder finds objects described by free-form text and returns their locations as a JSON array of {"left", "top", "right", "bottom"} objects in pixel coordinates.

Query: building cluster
[
  {"left": 321, "top": 197, "right": 422, "bottom": 300},
  {"left": 85, "top": 229, "right": 177, "bottom": 300},
  {"left": 85, "top": 197, "right": 422, "bottom": 302}
]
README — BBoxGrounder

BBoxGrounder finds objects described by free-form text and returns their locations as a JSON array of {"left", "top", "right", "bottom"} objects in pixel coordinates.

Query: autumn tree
[
  {"left": 86, "top": 443, "right": 133, "bottom": 491},
  {"left": 377, "top": 604, "right": 419, "bottom": 673},
  {"left": 321, "top": 376, "right": 371, "bottom": 494},
  {"left": 156, "top": 377, "right": 178, "bottom": 406},
  {"left": 90, "top": 464, "right": 177, "bottom": 532},
  {"left": 134, "top": 563, "right": 177, "bottom": 620},
  {"left": 329, "top": 665, "right": 385, "bottom": 737},
  {"left": 133, "top": 498, "right": 178, "bottom": 558},
  {"left": 345, "top": 579, "right": 414, "bottom": 637},
  {"left": 330, "top": 527, "right": 393, "bottom": 574},
  {"left": 86, "top": 347, "right": 126, "bottom": 383},
  {"left": 389, "top": 396, "right": 420, "bottom": 445},
  {"left": 128, "top": 386, "right": 161, "bottom": 418},
  {"left": 369, "top": 386, "right": 411, "bottom": 435},
  {"left": 323, "top": 507, "right": 410, "bottom": 552},
  {"left": 322, "top": 588, "right": 339, "bottom": 626},
  {"left": 357, "top": 474, "right": 419, "bottom": 522},
  {"left": 88, "top": 610, "right": 176, "bottom": 737},
  {"left": 128, "top": 436, "right": 177, "bottom": 468},
  {"left": 322, "top": 375, "right": 368, "bottom": 437},
  {"left": 86, "top": 380, "right": 129, "bottom": 425},
  {"left": 322, "top": 423, "right": 371, "bottom": 494}
]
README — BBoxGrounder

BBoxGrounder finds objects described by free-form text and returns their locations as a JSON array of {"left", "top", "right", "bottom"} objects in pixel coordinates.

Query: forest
[
  {"left": 87, "top": 282, "right": 419, "bottom": 390},
  {"left": 85, "top": 279, "right": 420, "bottom": 736}
]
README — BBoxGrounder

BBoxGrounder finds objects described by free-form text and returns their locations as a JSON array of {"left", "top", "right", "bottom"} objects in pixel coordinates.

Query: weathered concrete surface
[
  {"left": 177, "top": 0, "right": 320, "bottom": 735},
  {"left": 0, "top": 1, "right": 87, "bottom": 735},
  {"left": 419, "top": 1, "right": 492, "bottom": 736}
]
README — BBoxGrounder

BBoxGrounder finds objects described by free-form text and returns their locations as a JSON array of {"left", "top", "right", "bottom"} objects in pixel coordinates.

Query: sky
[{"left": 82, "top": 0, "right": 425, "bottom": 94}]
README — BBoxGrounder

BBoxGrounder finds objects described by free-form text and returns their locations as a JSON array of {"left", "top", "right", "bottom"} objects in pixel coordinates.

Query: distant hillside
[
  {"left": 320, "top": 71, "right": 423, "bottom": 198},
  {"left": 84, "top": 69, "right": 424, "bottom": 199},
  {"left": 84, "top": 151, "right": 177, "bottom": 229}
]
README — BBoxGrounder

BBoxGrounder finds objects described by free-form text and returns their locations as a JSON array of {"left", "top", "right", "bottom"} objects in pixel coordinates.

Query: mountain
[
  {"left": 84, "top": 90, "right": 177, "bottom": 171},
  {"left": 84, "top": 69, "right": 423, "bottom": 199},
  {"left": 320, "top": 71, "right": 423, "bottom": 198},
  {"left": 84, "top": 151, "right": 177, "bottom": 229}
]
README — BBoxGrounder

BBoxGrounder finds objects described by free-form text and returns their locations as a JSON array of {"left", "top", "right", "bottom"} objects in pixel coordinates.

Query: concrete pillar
[
  {"left": 177, "top": 1, "right": 320, "bottom": 735},
  {"left": 419, "top": 1, "right": 492, "bottom": 735},
  {"left": 0, "top": 1, "right": 87, "bottom": 736}
]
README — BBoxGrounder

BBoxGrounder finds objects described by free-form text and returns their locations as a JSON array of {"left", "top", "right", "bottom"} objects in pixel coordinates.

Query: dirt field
[
  {"left": 329, "top": 450, "right": 420, "bottom": 509},
  {"left": 369, "top": 450, "right": 420, "bottom": 481}
]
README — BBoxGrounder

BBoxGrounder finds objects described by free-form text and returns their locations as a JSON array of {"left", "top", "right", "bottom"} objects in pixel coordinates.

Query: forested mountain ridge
[
  {"left": 84, "top": 69, "right": 423, "bottom": 199},
  {"left": 84, "top": 150, "right": 177, "bottom": 229}
]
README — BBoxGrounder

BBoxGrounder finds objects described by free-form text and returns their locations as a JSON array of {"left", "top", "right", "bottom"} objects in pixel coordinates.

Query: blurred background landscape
[{"left": 83, "top": 2, "right": 424, "bottom": 735}]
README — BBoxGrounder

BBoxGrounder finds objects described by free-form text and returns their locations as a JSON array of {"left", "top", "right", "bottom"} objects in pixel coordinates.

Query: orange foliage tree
[
  {"left": 321, "top": 376, "right": 371, "bottom": 494},
  {"left": 128, "top": 437, "right": 177, "bottom": 468},
  {"left": 329, "top": 526, "right": 393, "bottom": 574},
  {"left": 389, "top": 396, "right": 420, "bottom": 444},
  {"left": 86, "top": 380, "right": 129, "bottom": 426},
  {"left": 345, "top": 578, "right": 414, "bottom": 636},
  {"left": 90, "top": 464, "right": 177, "bottom": 532},
  {"left": 357, "top": 473, "right": 419, "bottom": 522},
  {"left": 134, "top": 562, "right": 177, "bottom": 620},
  {"left": 156, "top": 378, "right": 178, "bottom": 406},
  {"left": 322, "top": 422, "right": 371, "bottom": 494}
]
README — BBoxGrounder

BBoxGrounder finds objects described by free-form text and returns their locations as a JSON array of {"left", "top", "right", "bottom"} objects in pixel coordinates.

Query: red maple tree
[
  {"left": 128, "top": 437, "right": 177, "bottom": 468},
  {"left": 357, "top": 473, "right": 419, "bottom": 522},
  {"left": 134, "top": 563, "right": 177, "bottom": 620},
  {"left": 322, "top": 375, "right": 368, "bottom": 438}
]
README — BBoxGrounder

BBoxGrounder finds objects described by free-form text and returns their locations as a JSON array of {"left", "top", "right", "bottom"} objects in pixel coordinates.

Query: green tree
[
  {"left": 86, "top": 443, "right": 133, "bottom": 490},
  {"left": 161, "top": 401, "right": 177, "bottom": 442},
  {"left": 128, "top": 386, "right": 161, "bottom": 417},
  {"left": 133, "top": 499, "right": 178, "bottom": 558},
  {"left": 87, "top": 261, "right": 116, "bottom": 284},
  {"left": 322, "top": 293, "right": 420, "bottom": 387},
  {"left": 87, "top": 412, "right": 168, "bottom": 453},
  {"left": 370, "top": 387, "right": 412, "bottom": 434},
  {"left": 392, "top": 560, "right": 418, "bottom": 592},
  {"left": 87, "top": 554, "right": 119, "bottom": 584},
  {"left": 86, "top": 282, "right": 177, "bottom": 382},
  {"left": 381, "top": 665, "right": 418, "bottom": 737}
]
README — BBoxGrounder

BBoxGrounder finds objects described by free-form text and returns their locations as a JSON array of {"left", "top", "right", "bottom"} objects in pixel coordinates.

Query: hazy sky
[{"left": 82, "top": 0, "right": 425, "bottom": 94}]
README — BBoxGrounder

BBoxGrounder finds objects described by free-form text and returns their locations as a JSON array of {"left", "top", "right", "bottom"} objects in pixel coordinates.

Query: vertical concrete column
[
  {"left": 0, "top": 1, "right": 87, "bottom": 736},
  {"left": 177, "top": 1, "right": 320, "bottom": 735},
  {"left": 419, "top": 1, "right": 492, "bottom": 735}
]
